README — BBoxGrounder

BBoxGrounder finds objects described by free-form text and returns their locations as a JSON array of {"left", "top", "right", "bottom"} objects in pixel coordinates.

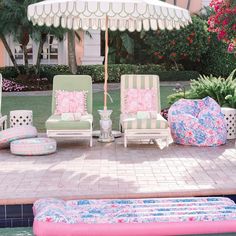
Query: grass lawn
[{"left": 2, "top": 86, "right": 174, "bottom": 132}]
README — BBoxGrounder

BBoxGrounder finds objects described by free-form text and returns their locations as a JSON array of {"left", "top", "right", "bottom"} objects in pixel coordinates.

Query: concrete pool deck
[{"left": 0, "top": 136, "right": 235, "bottom": 204}]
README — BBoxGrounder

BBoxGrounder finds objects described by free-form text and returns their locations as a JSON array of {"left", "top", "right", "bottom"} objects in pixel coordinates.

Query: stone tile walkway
[{"left": 0, "top": 137, "right": 235, "bottom": 204}]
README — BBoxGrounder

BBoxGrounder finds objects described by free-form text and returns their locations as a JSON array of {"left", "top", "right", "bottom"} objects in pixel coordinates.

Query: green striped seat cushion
[{"left": 120, "top": 113, "right": 168, "bottom": 130}]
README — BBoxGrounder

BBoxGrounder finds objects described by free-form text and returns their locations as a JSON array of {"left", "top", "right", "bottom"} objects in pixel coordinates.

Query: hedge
[
  {"left": 200, "top": 35, "right": 236, "bottom": 77},
  {"left": 0, "top": 64, "right": 199, "bottom": 83}
]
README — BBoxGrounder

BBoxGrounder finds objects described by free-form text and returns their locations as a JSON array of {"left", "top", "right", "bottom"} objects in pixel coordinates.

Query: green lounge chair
[{"left": 46, "top": 75, "right": 93, "bottom": 147}]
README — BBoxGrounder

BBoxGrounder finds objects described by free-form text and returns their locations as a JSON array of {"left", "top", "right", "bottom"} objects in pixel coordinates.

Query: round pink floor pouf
[
  {"left": 11, "top": 138, "right": 57, "bottom": 156},
  {"left": 0, "top": 125, "right": 38, "bottom": 149}
]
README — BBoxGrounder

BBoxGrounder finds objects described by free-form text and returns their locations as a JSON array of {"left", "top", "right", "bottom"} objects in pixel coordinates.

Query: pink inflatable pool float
[{"left": 33, "top": 197, "right": 236, "bottom": 236}]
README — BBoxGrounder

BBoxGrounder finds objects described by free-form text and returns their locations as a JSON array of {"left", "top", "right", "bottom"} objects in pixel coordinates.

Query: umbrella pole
[
  {"left": 104, "top": 15, "right": 108, "bottom": 111},
  {"left": 98, "top": 15, "right": 114, "bottom": 143}
]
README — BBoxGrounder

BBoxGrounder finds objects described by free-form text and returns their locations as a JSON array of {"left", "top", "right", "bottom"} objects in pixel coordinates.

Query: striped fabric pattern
[
  {"left": 121, "top": 113, "right": 168, "bottom": 130},
  {"left": 121, "top": 75, "right": 161, "bottom": 114},
  {"left": 120, "top": 75, "right": 168, "bottom": 131}
]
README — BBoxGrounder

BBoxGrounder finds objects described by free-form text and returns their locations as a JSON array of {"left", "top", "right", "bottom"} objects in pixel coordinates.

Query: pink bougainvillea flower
[
  {"left": 227, "top": 43, "right": 235, "bottom": 52},
  {"left": 208, "top": 0, "right": 236, "bottom": 53},
  {"left": 222, "top": 19, "right": 229, "bottom": 26},
  {"left": 218, "top": 30, "right": 227, "bottom": 40}
]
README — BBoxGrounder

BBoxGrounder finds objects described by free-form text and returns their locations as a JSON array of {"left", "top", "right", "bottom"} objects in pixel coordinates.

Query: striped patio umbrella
[{"left": 28, "top": 0, "right": 191, "bottom": 110}]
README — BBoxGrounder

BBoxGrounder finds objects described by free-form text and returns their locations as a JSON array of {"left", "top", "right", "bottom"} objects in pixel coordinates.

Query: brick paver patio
[{"left": 0, "top": 137, "right": 235, "bottom": 204}]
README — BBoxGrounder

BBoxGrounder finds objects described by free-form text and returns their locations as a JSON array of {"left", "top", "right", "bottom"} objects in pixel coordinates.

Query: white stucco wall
[
  {"left": 202, "top": 0, "right": 211, "bottom": 6},
  {"left": 81, "top": 30, "right": 104, "bottom": 65}
]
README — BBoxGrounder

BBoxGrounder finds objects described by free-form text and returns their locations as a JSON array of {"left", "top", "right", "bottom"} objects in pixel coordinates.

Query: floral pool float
[{"left": 33, "top": 197, "right": 236, "bottom": 236}]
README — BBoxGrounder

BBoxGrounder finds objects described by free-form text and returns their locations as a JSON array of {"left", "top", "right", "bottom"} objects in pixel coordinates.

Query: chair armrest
[{"left": 0, "top": 115, "right": 7, "bottom": 129}]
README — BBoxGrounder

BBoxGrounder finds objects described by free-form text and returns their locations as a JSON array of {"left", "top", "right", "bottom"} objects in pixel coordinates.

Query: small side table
[
  {"left": 221, "top": 107, "right": 236, "bottom": 139},
  {"left": 10, "top": 110, "right": 33, "bottom": 128}
]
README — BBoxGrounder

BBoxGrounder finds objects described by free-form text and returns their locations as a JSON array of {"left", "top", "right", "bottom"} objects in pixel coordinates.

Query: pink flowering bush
[
  {"left": 208, "top": 0, "right": 236, "bottom": 53},
  {"left": 2, "top": 79, "right": 28, "bottom": 92}
]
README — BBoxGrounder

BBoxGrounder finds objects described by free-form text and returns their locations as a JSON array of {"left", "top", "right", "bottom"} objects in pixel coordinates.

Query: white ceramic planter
[
  {"left": 98, "top": 109, "right": 114, "bottom": 143},
  {"left": 221, "top": 107, "right": 236, "bottom": 139},
  {"left": 10, "top": 110, "right": 33, "bottom": 128}
]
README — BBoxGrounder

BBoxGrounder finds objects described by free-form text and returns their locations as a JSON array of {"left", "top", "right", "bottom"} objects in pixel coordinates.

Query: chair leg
[
  {"left": 3, "top": 120, "right": 7, "bottom": 130},
  {"left": 89, "top": 136, "right": 93, "bottom": 147},
  {"left": 166, "top": 136, "right": 169, "bottom": 147},
  {"left": 124, "top": 134, "right": 127, "bottom": 148}
]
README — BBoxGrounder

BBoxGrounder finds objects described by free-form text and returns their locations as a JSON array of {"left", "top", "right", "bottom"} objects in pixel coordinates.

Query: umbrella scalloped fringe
[{"left": 28, "top": 0, "right": 192, "bottom": 32}]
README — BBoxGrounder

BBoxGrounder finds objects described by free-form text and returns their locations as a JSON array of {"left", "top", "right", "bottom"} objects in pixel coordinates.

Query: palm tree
[
  {"left": 67, "top": 30, "right": 92, "bottom": 75},
  {"left": 186, "top": 0, "right": 191, "bottom": 10},
  {"left": 0, "top": 0, "right": 66, "bottom": 76},
  {"left": 102, "top": 31, "right": 134, "bottom": 64},
  {"left": 34, "top": 26, "right": 65, "bottom": 75},
  {"left": 0, "top": 0, "right": 36, "bottom": 75},
  {"left": 0, "top": 32, "right": 20, "bottom": 74},
  {"left": 0, "top": 1, "right": 20, "bottom": 74},
  {"left": 68, "top": 30, "right": 77, "bottom": 75}
]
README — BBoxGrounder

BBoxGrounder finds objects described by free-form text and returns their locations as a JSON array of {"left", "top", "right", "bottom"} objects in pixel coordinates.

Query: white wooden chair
[
  {"left": 120, "top": 75, "right": 170, "bottom": 147},
  {"left": 0, "top": 74, "right": 7, "bottom": 130}
]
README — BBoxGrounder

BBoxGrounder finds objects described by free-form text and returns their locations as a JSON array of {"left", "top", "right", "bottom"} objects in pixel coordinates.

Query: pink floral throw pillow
[
  {"left": 124, "top": 88, "right": 157, "bottom": 114},
  {"left": 55, "top": 90, "right": 87, "bottom": 115}
]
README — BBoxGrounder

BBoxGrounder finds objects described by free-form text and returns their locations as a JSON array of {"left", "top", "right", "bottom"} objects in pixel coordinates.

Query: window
[
  {"left": 41, "top": 35, "right": 59, "bottom": 64},
  {"left": 12, "top": 35, "right": 59, "bottom": 65},
  {"left": 14, "top": 39, "right": 33, "bottom": 64}
]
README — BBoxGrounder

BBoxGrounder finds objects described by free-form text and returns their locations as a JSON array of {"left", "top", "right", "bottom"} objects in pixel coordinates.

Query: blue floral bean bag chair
[{"left": 168, "top": 97, "right": 227, "bottom": 146}]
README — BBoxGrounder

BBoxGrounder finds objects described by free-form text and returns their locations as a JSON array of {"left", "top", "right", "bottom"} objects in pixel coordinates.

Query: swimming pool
[
  {"left": 1, "top": 196, "right": 236, "bottom": 236},
  {"left": 0, "top": 227, "right": 235, "bottom": 236},
  {"left": 0, "top": 227, "right": 33, "bottom": 236}
]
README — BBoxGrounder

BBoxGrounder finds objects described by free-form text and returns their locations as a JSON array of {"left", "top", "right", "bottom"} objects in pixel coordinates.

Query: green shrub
[
  {"left": 189, "top": 69, "right": 236, "bottom": 108},
  {"left": 167, "top": 91, "right": 193, "bottom": 105},
  {"left": 168, "top": 69, "right": 236, "bottom": 108},
  {"left": 77, "top": 64, "right": 141, "bottom": 83},
  {"left": 0, "top": 64, "right": 198, "bottom": 83},
  {"left": 142, "top": 16, "right": 210, "bottom": 70},
  {"left": 39, "top": 65, "right": 71, "bottom": 83},
  {"left": 158, "top": 71, "right": 199, "bottom": 81},
  {"left": 0, "top": 66, "right": 21, "bottom": 79},
  {"left": 200, "top": 34, "right": 236, "bottom": 77}
]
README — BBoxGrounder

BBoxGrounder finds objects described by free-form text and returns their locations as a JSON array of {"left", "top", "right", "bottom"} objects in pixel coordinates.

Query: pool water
[
  {"left": 0, "top": 227, "right": 33, "bottom": 236},
  {"left": 0, "top": 227, "right": 235, "bottom": 236}
]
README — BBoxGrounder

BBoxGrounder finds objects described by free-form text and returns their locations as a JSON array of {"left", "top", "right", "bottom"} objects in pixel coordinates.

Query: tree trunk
[
  {"left": 187, "top": 0, "right": 191, "bottom": 10},
  {"left": 75, "top": 31, "right": 81, "bottom": 42},
  {"left": 22, "top": 44, "right": 29, "bottom": 75},
  {"left": 68, "top": 31, "right": 77, "bottom": 75},
  {"left": 35, "top": 33, "right": 47, "bottom": 75},
  {"left": 20, "top": 30, "right": 30, "bottom": 75},
  {"left": 0, "top": 33, "right": 20, "bottom": 74}
]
